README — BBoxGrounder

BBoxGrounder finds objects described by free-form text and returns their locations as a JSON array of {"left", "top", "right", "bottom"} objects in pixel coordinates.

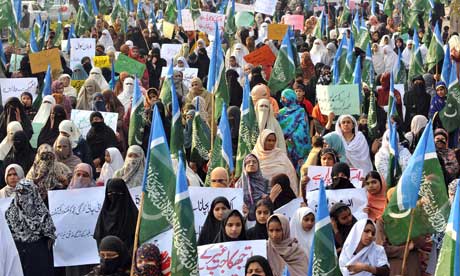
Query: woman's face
[
  {"left": 360, "top": 223, "right": 376, "bottom": 247},
  {"left": 268, "top": 220, "right": 283, "bottom": 243},
  {"left": 364, "top": 176, "right": 381, "bottom": 195},
  {"left": 320, "top": 153, "right": 335, "bottom": 167},
  {"left": 255, "top": 205, "right": 271, "bottom": 225},
  {"left": 127, "top": 152, "right": 139, "bottom": 159},
  {"left": 21, "top": 95, "right": 32, "bottom": 107},
  {"left": 337, "top": 208, "right": 353, "bottom": 226},
  {"left": 225, "top": 214, "right": 243, "bottom": 239},
  {"left": 396, "top": 40, "right": 403, "bottom": 48},
  {"left": 437, "top": 86, "right": 447, "bottom": 98},
  {"left": 213, "top": 202, "right": 228, "bottom": 221},
  {"left": 245, "top": 156, "right": 259, "bottom": 173},
  {"left": 61, "top": 77, "right": 70, "bottom": 87},
  {"left": 6, "top": 168, "right": 19, "bottom": 187},
  {"left": 177, "top": 60, "right": 184, "bottom": 67},
  {"left": 105, "top": 151, "right": 112, "bottom": 163},
  {"left": 263, "top": 134, "right": 277, "bottom": 151},
  {"left": 246, "top": 262, "right": 266, "bottom": 276},
  {"left": 340, "top": 117, "right": 354, "bottom": 134},
  {"left": 302, "top": 213, "right": 315, "bottom": 232},
  {"left": 295, "top": 88, "right": 305, "bottom": 101}
]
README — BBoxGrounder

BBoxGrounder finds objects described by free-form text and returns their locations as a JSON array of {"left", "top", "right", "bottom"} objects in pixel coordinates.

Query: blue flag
[
  {"left": 13, "top": 0, "right": 22, "bottom": 24},
  {"left": 353, "top": 55, "right": 362, "bottom": 103},
  {"left": 42, "top": 65, "right": 52, "bottom": 96},
  {"left": 29, "top": 27, "right": 39, "bottom": 53},
  {"left": 441, "top": 44, "right": 451, "bottom": 84},
  {"left": 176, "top": 0, "right": 182, "bottom": 24},
  {"left": 91, "top": 0, "right": 99, "bottom": 15},
  {"left": 66, "top": 24, "right": 75, "bottom": 54},
  {"left": 218, "top": 102, "right": 234, "bottom": 172},
  {"left": 0, "top": 39, "right": 6, "bottom": 66},
  {"left": 206, "top": 22, "right": 223, "bottom": 93},
  {"left": 110, "top": 61, "right": 115, "bottom": 90},
  {"left": 389, "top": 71, "right": 397, "bottom": 117}
]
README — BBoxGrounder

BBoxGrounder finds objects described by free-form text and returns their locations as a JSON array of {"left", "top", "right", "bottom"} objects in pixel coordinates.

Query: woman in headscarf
[
  {"left": 51, "top": 80, "right": 72, "bottom": 116},
  {"left": 191, "top": 47, "right": 210, "bottom": 80},
  {"left": 0, "top": 121, "right": 23, "bottom": 160},
  {"left": 77, "top": 78, "right": 102, "bottom": 110},
  {"left": 86, "top": 111, "right": 118, "bottom": 171},
  {"left": 323, "top": 132, "right": 347, "bottom": 163},
  {"left": 5, "top": 179, "right": 56, "bottom": 276},
  {"left": 20, "top": 92, "right": 38, "bottom": 121},
  {"left": 197, "top": 197, "right": 231, "bottom": 246},
  {"left": 278, "top": 89, "right": 311, "bottom": 171},
  {"left": 324, "top": 43, "right": 337, "bottom": 67},
  {"left": 247, "top": 199, "right": 274, "bottom": 240},
  {"left": 59, "top": 120, "right": 93, "bottom": 165},
  {"left": 114, "top": 145, "right": 145, "bottom": 187},
  {"left": 89, "top": 67, "right": 110, "bottom": 91},
  {"left": 37, "top": 104, "right": 67, "bottom": 147},
  {"left": 363, "top": 171, "right": 387, "bottom": 221},
  {"left": 93, "top": 178, "right": 138, "bottom": 253},
  {"left": 339, "top": 219, "right": 390, "bottom": 276},
  {"left": 53, "top": 135, "right": 82, "bottom": 173},
  {"left": 383, "top": 45, "right": 398, "bottom": 74},
  {"left": 249, "top": 67, "right": 268, "bottom": 89},
  {"left": 328, "top": 162, "right": 355, "bottom": 190},
  {"left": 98, "top": 147, "right": 124, "bottom": 186},
  {"left": 330, "top": 202, "right": 357, "bottom": 254},
  {"left": 266, "top": 214, "right": 309, "bottom": 276},
  {"left": 269, "top": 173, "right": 297, "bottom": 209},
  {"left": 72, "top": 63, "right": 89, "bottom": 80},
  {"left": 3, "top": 131, "right": 35, "bottom": 178},
  {"left": 290, "top": 207, "right": 315, "bottom": 256},
  {"left": 255, "top": 99, "right": 286, "bottom": 152},
  {"left": 401, "top": 40, "right": 414, "bottom": 69},
  {"left": 404, "top": 115, "right": 428, "bottom": 153},
  {"left": 429, "top": 81, "right": 447, "bottom": 118},
  {"left": 58, "top": 74, "right": 77, "bottom": 98},
  {"left": 245, "top": 255, "right": 274, "bottom": 276},
  {"left": 26, "top": 144, "right": 71, "bottom": 202},
  {"left": 375, "top": 128, "right": 411, "bottom": 182},
  {"left": 213, "top": 209, "right": 247, "bottom": 243},
  {"left": 185, "top": 77, "right": 212, "bottom": 117},
  {"left": 102, "top": 89, "right": 125, "bottom": 128},
  {"left": 235, "top": 154, "right": 269, "bottom": 221},
  {"left": 227, "top": 105, "right": 241, "bottom": 155},
  {"left": 371, "top": 43, "right": 385, "bottom": 76},
  {"left": 98, "top": 29, "right": 114, "bottom": 50},
  {"left": 133, "top": 243, "right": 163, "bottom": 276},
  {"left": 333, "top": 115, "right": 373, "bottom": 176},
  {"left": 226, "top": 69, "right": 243, "bottom": 107},
  {"left": 33, "top": 95, "right": 56, "bottom": 126},
  {"left": 376, "top": 72, "right": 403, "bottom": 116},
  {"left": 174, "top": 56, "right": 190, "bottom": 71},
  {"left": 252, "top": 129, "right": 298, "bottom": 194},
  {"left": 0, "top": 164, "right": 24, "bottom": 198},
  {"left": 0, "top": 97, "right": 33, "bottom": 141},
  {"left": 404, "top": 76, "right": 431, "bottom": 128},
  {"left": 86, "top": 235, "right": 131, "bottom": 276},
  {"left": 68, "top": 163, "right": 96, "bottom": 189},
  {"left": 310, "top": 39, "right": 327, "bottom": 65},
  {"left": 251, "top": 84, "right": 280, "bottom": 115},
  {"left": 118, "top": 77, "right": 135, "bottom": 112},
  {"left": 114, "top": 72, "right": 130, "bottom": 96},
  {"left": 92, "top": 92, "right": 107, "bottom": 112}
]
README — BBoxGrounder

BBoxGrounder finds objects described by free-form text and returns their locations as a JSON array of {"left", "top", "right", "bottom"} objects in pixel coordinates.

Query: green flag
[
  {"left": 408, "top": 31, "right": 425, "bottom": 83},
  {"left": 189, "top": 0, "right": 200, "bottom": 20},
  {"left": 190, "top": 106, "right": 211, "bottom": 163},
  {"left": 384, "top": 0, "right": 394, "bottom": 17},
  {"left": 159, "top": 73, "right": 173, "bottom": 108},
  {"left": 128, "top": 78, "right": 145, "bottom": 146},
  {"left": 338, "top": 1, "right": 350, "bottom": 27},
  {"left": 312, "top": 11, "right": 324, "bottom": 39},
  {"left": 268, "top": 30, "right": 295, "bottom": 95},
  {"left": 75, "top": 4, "right": 95, "bottom": 36},
  {"left": 0, "top": 0, "right": 14, "bottom": 28},
  {"left": 170, "top": 73, "right": 184, "bottom": 158},
  {"left": 224, "top": 0, "right": 236, "bottom": 39},
  {"left": 439, "top": 62, "right": 460, "bottom": 132},
  {"left": 395, "top": 49, "right": 407, "bottom": 84},
  {"left": 139, "top": 106, "right": 176, "bottom": 243},
  {"left": 367, "top": 91, "right": 378, "bottom": 141},
  {"left": 426, "top": 22, "right": 444, "bottom": 72},
  {"left": 213, "top": 67, "right": 229, "bottom": 121},
  {"left": 111, "top": 0, "right": 129, "bottom": 33},
  {"left": 99, "top": 0, "right": 112, "bottom": 14},
  {"left": 52, "top": 14, "right": 63, "bottom": 47},
  {"left": 164, "top": 0, "right": 177, "bottom": 23}
]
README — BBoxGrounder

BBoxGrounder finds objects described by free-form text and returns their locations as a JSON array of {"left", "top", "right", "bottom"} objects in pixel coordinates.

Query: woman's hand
[
  {"left": 269, "top": 184, "right": 282, "bottom": 202},
  {"left": 346, "top": 262, "right": 369, "bottom": 274},
  {"left": 242, "top": 204, "right": 249, "bottom": 217}
]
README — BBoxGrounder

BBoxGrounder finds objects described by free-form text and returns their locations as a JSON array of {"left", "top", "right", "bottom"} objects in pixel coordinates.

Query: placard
[
  {"left": 243, "top": 45, "right": 276, "bottom": 66},
  {"left": 93, "top": 56, "right": 111, "bottom": 68},
  {"left": 145, "top": 228, "right": 173, "bottom": 270},
  {"left": 114, "top": 53, "right": 147, "bottom": 78},
  {"left": 129, "top": 185, "right": 142, "bottom": 208},
  {"left": 195, "top": 11, "right": 225, "bottom": 36},
  {"left": 235, "top": 11, "right": 255, "bottom": 28},
  {"left": 0, "top": 197, "right": 13, "bottom": 214},
  {"left": 70, "top": 38, "right": 96, "bottom": 70},
  {"left": 48, "top": 186, "right": 105, "bottom": 266},
  {"left": 284, "top": 15, "right": 304, "bottom": 30},
  {"left": 70, "top": 110, "right": 118, "bottom": 138},
  {"left": 235, "top": 3, "right": 255, "bottom": 12},
  {"left": 189, "top": 187, "right": 244, "bottom": 239},
  {"left": 198, "top": 240, "right": 266, "bottom": 275},
  {"left": 160, "top": 44, "right": 183, "bottom": 67},
  {"left": 71, "top": 80, "right": 85, "bottom": 92},
  {"left": 274, "top": 198, "right": 304, "bottom": 221},
  {"left": 254, "top": 0, "right": 276, "bottom": 15},
  {"left": 306, "top": 165, "right": 364, "bottom": 192},
  {"left": 317, "top": 84, "right": 361, "bottom": 115},
  {"left": 0, "top": 78, "right": 38, "bottom": 104},
  {"left": 161, "top": 67, "right": 198, "bottom": 88},
  {"left": 268, "top": 24, "right": 289, "bottom": 40},
  {"left": 29, "top": 48, "right": 62, "bottom": 74},
  {"left": 9, "top": 54, "right": 23, "bottom": 72},
  {"left": 162, "top": 21, "right": 175, "bottom": 39},
  {"left": 306, "top": 188, "right": 368, "bottom": 220},
  {"left": 181, "top": 9, "right": 196, "bottom": 31}
]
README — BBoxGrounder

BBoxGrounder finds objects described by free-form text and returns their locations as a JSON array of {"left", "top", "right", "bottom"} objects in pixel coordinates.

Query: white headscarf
[
  {"left": 3, "top": 164, "right": 25, "bottom": 191},
  {"left": 175, "top": 56, "right": 189, "bottom": 69},
  {"left": 290, "top": 207, "right": 315, "bottom": 255},
  {"left": 98, "top": 29, "right": 114, "bottom": 50},
  {"left": 383, "top": 45, "right": 398, "bottom": 74},
  {"left": 58, "top": 74, "right": 77, "bottom": 98},
  {"left": 98, "top": 147, "right": 124, "bottom": 185},
  {"left": 0, "top": 122, "right": 23, "bottom": 160},
  {"left": 256, "top": 22, "right": 269, "bottom": 45},
  {"left": 58, "top": 120, "right": 81, "bottom": 149},
  {"left": 372, "top": 44, "right": 385, "bottom": 76},
  {"left": 339, "top": 219, "right": 389, "bottom": 276},
  {"left": 33, "top": 95, "right": 56, "bottom": 124},
  {"left": 334, "top": 115, "right": 373, "bottom": 176},
  {"left": 310, "top": 39, "right": 327, "bottom": 65},
  {"left": 118, "top": 77, "right": 135, "bottom": 112},
  {"left": 192, "top": 96, "right": 209, "bottom": 124},
  {"left": 228, "top": 43, "right": 249, "bottom": 69},
  {"left": 255, "top": 99, "right": 286, "bottom": 152},
  {"left": 89, "top": 67, "right": 109, "bottom": 91},
  {"left": 402, "top": 40, "right": 413, "bottom": 69}
]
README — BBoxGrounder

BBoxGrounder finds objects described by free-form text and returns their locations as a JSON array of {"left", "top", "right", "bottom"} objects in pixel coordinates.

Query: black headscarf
[
  {"left": 197, "top": 197, "right": 231, "bottom": 246},
  {"left": 196, "top": 48, "right": 210, "bottom": 80},
  {"left": 329, "top": 203, "right": 357, "bottom": 248},
  {"left": 3, "top": 130, "right": 35, "bottom": 174},
  {"left": 226, "top": 69, "right": 243, "bottom": 107},
  {"left": 245, "top": 255, "right": 274, "bottom": 276},
  {"left": 20, "top": 92, "right": 37, "bottom": 121},
  {"left": 0, "top": 97, "right": 33, "bottom": 141},
  {"left": 213, "top": 209, "right": 247, "bottom": 243},
  {"left": 94, "top": 178, "right": 138, "bottom": 253},
  {"left": 37, "top": 104, "right": 67, "bottom": 147},
  {"left": 246, "top": 199, "right": 274, "bottom": 240},
  {"left": 98, "top": 235, "right": 130, "bottom": 275},
  {"left": 86, "top": 111, "right": 118, "bottom": 161},
  {"left": 328, "top": 162, "right": 355, "bottom": 190},
  {"left": 271, "top": 174, "right": 297, "bottom": 209},
  {"left": 227, "top": 106, "right": 241, "bottom": 154},
  {"left": 249, "top": 67, "right": 267, "bottom": 89}
]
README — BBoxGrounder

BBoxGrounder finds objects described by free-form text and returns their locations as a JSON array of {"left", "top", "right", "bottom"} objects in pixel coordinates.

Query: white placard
[
  {"left": 160, "top": 44, "right": 183, "bottom": 67},
  {"left": 0, "top": 78, "right": 38, "bottom": 104},
  {"left": 70, "top": 109, "right": 118, "bottom": 138},
  {"left": 274, "top": 198, "right": 304, "bottom": 221},
  {"left": 181, "top": 9, "right": 196, "bottom": 31},
  {"left": 306, "top": 165, "right": 364, "bottom": 192},
  {"left": 61, "top": 40, "right": 68, "bottom": 52},
  {"left": 189, "top": 187, "right": 244, "bottom": 240},
  {"left": 161, "top": 67, "right": 198, "bottom": 88},
  {"left": 0, "top": 197, "right": 13, "bottom": 214},
  {"left": 254, "top": 0, "right": 276, "bottom": 15},
  {"left": 195, "top": 11, "right": 226, "bottom": 36},
  {"left": 48, "top": 186, "right": 105, "bottom": 267},
  {"left": 129, "top": 185, "right": 142, "bottom": 208},
  {"left": 145, "top": 228, "right": 173, "bottom": 262},
  {"left": 306, "top": 188, "right": 368, "bottom": 220},
  {"left": 198, "top": 240, "right": 266, "bottom": 275},
  {"left": 235, "top": 3, "right": 255, "bottom": 12},
  {"left": 70, "top": 38, "right": 96, "bottom": 70}
]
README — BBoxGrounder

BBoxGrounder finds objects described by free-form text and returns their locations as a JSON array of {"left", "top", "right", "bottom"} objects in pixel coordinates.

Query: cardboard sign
[
  {"left": 274, "top": 198, "right": 304, "bottom": 221},
  {"left": 70, "top": 109, "right": 118, "bottom": 138},
  {"left": 70, "top": 38, "right": 96, "bottom": 70},
  {"left": 163, "top": 21, "right": 175, "bottom": 39},
  {"left": 161, "top": 67, "right": 198, "bottom": 88},
  {"left": 235, "top": 3, "right": 255, "bottom": 12},
  {"left": 0, "top": 197, "right": 13, "bottom": 214},
  {"left": 317, "top": 84, "right": 361, "bottom": 115},
  {"left": 71, "top": 80, "right": 85, "bottom": 92},
  {"left": 0, "top": 78, "right": 38, "bottom": 104},
  {"left": 195, "top": 11, "right": 225, "bottom": 36},
  {"left": 243, "top": 45, "right": 276, "bottom": 66},
  {"left": 306, "top": 165, "right": 364, "bottom": 192},
  {"left": 254, "top": 0, "right": 276, "bottom": 15},
  {"left": 114, "top": 54, "right": 147, "bottom": 78},
  {"left": 93, "top": 56, "right": 111, "bottom": 68},
  {"left": 29, "top": 48, "right": 62, "bottom": 74},
  {"left": 268, "top": 24, "right": 289, "bottom": 40},
  {"left": 181, "top": 9, "right": 196, "bottom": 31},
  {"left": 284, "top": 15, "right": 305, "bottom": 31},
  {"left": 160, "top": 44, "right": 183, "bottom": 67}
]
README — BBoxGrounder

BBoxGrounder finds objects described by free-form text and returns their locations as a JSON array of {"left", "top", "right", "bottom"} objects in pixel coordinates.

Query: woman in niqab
[
  {"left": 0, "top": 121, "right": 23, "bottom": 160},
  {"left": 113, "top": 145, "right": 145, "bottom": 188},
  {"left": 53, "top": 135, "right": 82, "bottom": 172},
  {"left": 86, "top": 111, "right": 118, "bottom": 170},
  {"left": 37, "top": 104, "right": 67, "bottom": 147},
  {"left": 85, "top": 235, "right": 131, "bottom": 276},
  {"left": 3, "top": 131, "right": 35, "bottom": 179},
  {"left": 77, "top": 78, "right": 102, "bottom": 110},
  {"left": 89, "top": 67, "right": 110, "bottom": 91},
  {"left": 133, "top": 243, "right": 164, "bottom": 276},
  {"left": 68, "top": 163, "right": 96, "bottom": 189},
  {"left": 98, "top": 147, "right": 124, "bottom": 186},
  {"left": 0, "top": 97, "right": 33, "bottom": 141}
]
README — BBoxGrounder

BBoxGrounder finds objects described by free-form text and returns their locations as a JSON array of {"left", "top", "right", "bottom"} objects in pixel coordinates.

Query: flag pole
[
  {"left": 129, "top": 192, "right": 145, "bottom": 276},
  {"left": 401, "top": 208, "right": 415, "bottom": 275}
]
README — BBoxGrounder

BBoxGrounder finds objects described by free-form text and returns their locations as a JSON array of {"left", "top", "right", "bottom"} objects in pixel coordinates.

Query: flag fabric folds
[
  {"left": 128, "top": 78, "right": 145, "bottom": 146},
  {"left": 268, "top": 29, "right": 295, "bottom": 94},
  {"left": 426, "top": 22, "right": 444, "bottom": 72},
  {"left": 439, "top": 60, "right": 460, "bottom": 132}
]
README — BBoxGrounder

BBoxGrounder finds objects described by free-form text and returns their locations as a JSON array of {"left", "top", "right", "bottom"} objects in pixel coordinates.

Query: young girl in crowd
[
  {"left": 363, "top": 171, "right": 387, "bottom": 221},
  {"left": 330, "top": 202, "right": 357, "bottom": 255},
  {"left": 247, "top": 199, "right": 274, "bottom": 240},
  {"left": 197, "top": 197, "right": 231, "bottom": 246},
  {"left": 214, "top": 210, "right": 247, "bottom": 243},
  {"left": 290, "top": 207, "right": 315, "bottom": 256}
]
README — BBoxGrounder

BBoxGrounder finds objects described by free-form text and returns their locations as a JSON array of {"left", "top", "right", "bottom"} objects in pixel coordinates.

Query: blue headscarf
[{"left": 429, "top": 82, "right": 447, "bottom": 118}]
